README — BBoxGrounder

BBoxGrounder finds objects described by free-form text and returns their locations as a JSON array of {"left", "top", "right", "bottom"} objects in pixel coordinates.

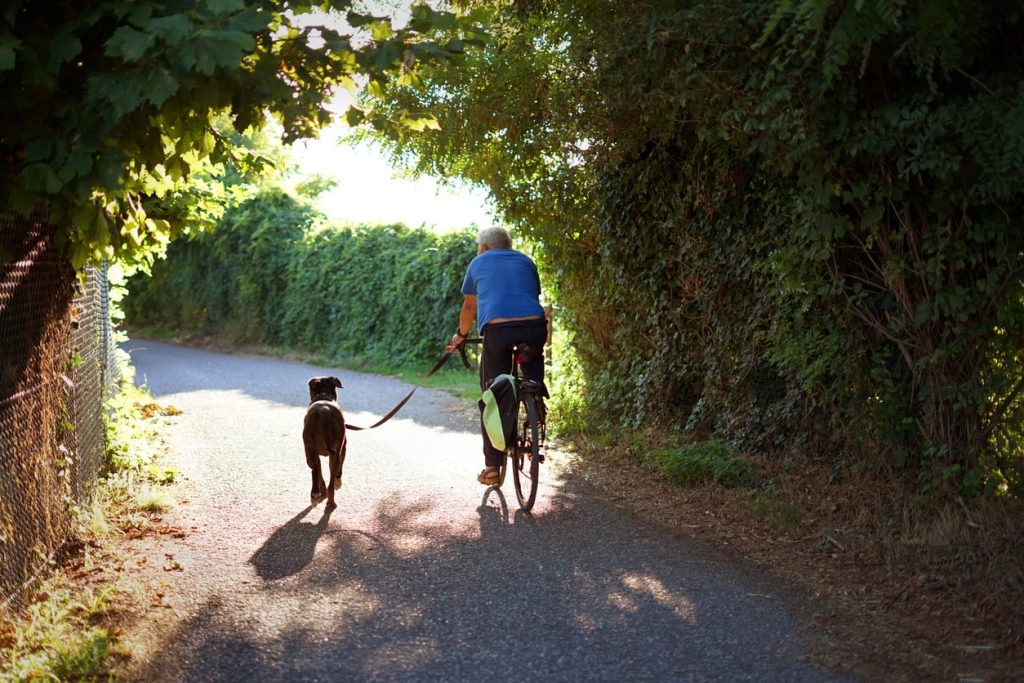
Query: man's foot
[{"left": 477, "top": 466, "right": 500, "bottom": 486}]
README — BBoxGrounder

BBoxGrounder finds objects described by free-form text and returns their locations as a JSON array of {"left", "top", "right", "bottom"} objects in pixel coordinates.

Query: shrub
[
  {"left": 123, "top": 189, "right": 477, "bottom": 367},
  {"left": 643, "top": 439, "right": 753, "bottom": 489}
]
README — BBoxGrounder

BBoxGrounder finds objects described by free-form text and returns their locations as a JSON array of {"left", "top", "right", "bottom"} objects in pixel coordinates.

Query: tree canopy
[{"left": 0, "top": 0, "right": 485, "bottom": 267}]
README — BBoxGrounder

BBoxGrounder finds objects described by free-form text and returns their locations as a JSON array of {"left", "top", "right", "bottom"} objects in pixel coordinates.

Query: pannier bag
[{"left": 479, "top": 374, "right": 517, "bottom": 451}]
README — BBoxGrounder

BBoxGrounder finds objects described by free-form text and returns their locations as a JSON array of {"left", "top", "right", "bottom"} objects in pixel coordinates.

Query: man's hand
[{"left": 447, "top": 331, "right": 465, "bottom": 353}]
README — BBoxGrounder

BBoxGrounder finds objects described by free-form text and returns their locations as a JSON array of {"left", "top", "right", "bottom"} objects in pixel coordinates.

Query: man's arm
[
  {"left": 458, "top": 294, "right": 477, "bottom": 335},
  {"left": 450, "top": 294, "right": 477, "bottom": 347}
]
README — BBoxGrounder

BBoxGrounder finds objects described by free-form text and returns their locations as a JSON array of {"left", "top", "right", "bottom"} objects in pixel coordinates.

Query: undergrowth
[
  {"left": 636, "top": 434, "right": 755, "bottom": 489},
  {"left": 0, "top": 584, "right": 119, "bottom": 682},
  {"left": 0, "top": 366, "right": 177, "bottom": 681},
  {"left": 648, "top": 440, "right": 748, "bottom": 488}
]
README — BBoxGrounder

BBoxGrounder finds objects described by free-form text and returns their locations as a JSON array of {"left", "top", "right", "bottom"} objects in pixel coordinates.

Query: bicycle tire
[
  {"left": 497, "top": 446, "right": 508, "bottom": 487},
  {"left": 512, "top": 392, "right": 540, "bottom": 510}
]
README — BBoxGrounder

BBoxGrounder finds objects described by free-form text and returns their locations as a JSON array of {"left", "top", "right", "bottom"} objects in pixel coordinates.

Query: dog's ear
[
  {"left": 330, "top": 377, "right": 343, "bottom": 389},
  {"left": 308, "top": 377, "right": 319, "bottom": 389}
]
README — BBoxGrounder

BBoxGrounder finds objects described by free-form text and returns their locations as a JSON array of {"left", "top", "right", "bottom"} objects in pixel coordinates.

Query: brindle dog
[{"left": 303, "top": 376, "right": 347, "bottom": 509}]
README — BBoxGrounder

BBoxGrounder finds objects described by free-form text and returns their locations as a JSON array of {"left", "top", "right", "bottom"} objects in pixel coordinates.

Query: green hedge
[
  {"left": 123, "top": 188, "right": 475, "bottom": 366},
  {"left": 360, "top": 0, "right": 1024, "bottom": 498}
]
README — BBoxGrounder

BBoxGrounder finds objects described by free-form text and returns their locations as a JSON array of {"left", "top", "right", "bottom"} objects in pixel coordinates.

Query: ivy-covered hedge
[
  {"left": 361, "top": 0, "right": 1024, "bottom": 497},
  {"left": 123, "top": 188, "right": 474, "bottom": 366}
]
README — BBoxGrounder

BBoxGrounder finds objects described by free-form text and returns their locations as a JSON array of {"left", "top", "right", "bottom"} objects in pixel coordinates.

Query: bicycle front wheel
[{"left": 512, "top": 392, "right": 540, "bottom": 510}]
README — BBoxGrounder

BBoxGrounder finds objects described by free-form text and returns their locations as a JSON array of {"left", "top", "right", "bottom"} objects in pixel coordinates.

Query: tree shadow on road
[
  {"left": 130, "top": 473, "right": 849, "bottom": 682},
  {"left": 249, "top": 506, "right": 333, "bottom": 581},
  {"left": 478, "top": 485, "right": 538, "bottom": 536}
]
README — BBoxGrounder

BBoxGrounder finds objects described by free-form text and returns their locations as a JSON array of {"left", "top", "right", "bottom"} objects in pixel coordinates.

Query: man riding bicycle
[{"left": 449, "top": 226, "right": 547, "bottom": 486}]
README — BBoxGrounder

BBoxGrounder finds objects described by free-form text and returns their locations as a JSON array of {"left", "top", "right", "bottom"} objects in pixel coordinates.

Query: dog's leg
[
  {"left": 326, "top": 448, "right": 340, "bottom": 510},
  {"left": 305, "top": 443, "right": 326, "bottom": 506}
]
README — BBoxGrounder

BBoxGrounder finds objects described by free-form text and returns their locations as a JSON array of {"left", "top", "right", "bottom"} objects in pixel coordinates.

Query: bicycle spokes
[{"left": 512, "top": 394, "right": 541, "bottom": 510}]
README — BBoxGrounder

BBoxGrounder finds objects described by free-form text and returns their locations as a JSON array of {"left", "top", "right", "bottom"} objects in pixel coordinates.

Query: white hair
[{"left": 476, "top": 226, "right": 511, "bottom": 249}]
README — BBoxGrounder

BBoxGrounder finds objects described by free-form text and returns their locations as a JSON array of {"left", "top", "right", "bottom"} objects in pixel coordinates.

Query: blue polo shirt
[{"left": 461, "top": 249, "right": 544, "bottom": 330}]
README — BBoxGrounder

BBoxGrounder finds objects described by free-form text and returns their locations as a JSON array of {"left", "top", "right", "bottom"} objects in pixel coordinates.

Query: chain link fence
[{"left": 0, "top": 207, "right": 119, "bottom": 612}]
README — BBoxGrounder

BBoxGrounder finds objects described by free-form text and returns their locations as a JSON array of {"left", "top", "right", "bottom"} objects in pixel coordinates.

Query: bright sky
[
  {"left": 285, "top": 1, "right": 494, "bottom": 233},
  {"left": 289, "top": 125, "right": 495, "bottom": 233}
]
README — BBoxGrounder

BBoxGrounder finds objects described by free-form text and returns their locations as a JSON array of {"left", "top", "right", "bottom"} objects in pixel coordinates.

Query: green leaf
[
  {"left": 200, "top": 131, "right": 216, "bottom": 156},
  {"left": 407, "top": 5, "right": 436, "bottom": 33},
  {"left": 165, "top": 157, "right": 183, "bottom": 181},
  {"left": 71, "top": 202, "right": 95, "bottom": 232},
  {"left": 146, "top": 67, "right": 180, "bottom": 106},
  {"left": 0, "top": 34, "right": 20, "bottom": 71},
  {"left": 20, "top": 162, "right": 51, "bottom": 193},
  {"left": 46, "top": 27, "right": 82, "bottom": 75},
  {"left": 344, "top": 107, "right": 365, "bottom": 126},
  {"left": 44, "top": 166, "right": 63, "bottom": 194},
  {"left": 370, "top": 21, "right": 395, "bottom": 42},
  {"left": 207, "top": 0, "right": 245, "bottom": 14},
  {"left": 148, "top": 15, "right": 192, "bottom": 44},
  {"left": 372, "top": 42, "right": 404, "bottom": 73},
  {"left": 126, "top": 3, "right": 155, "bottom": 26},
  {"left": 91, "top": 206, "right": 111, "bottom": 248},
  {"left": 182, "top": 33, "right": 251, "bottom": 74},
  {"left": 346, "top": 12, "right": 381, "bottom": 28},
  {"left": 95, "top": 147, "right": 126, "bottom": 188},
  {"left": 400, "top": 112, "right": 441, "bottom": 132},
  {"left": 228, "top": 7, "right": 269, "bottom": 33},
  {"left": 70, "top": 241, "right": 90, "bottom": 270},
  {"left": 25, "top": 138, "right": 54, "bottom": 163},
  {"left": 105, "top": 26, "right": 156, "bottom": 62},
  {"left": 60, "top": 148, "right": 93, "bottom": 181},
  {"left": 103, "top": 79, "right": 145, "bottom": 116}
]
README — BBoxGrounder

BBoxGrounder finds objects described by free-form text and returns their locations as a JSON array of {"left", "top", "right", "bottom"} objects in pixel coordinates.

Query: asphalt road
[{"left": 121, "top": 339, "right": 854, "bottom": 682}]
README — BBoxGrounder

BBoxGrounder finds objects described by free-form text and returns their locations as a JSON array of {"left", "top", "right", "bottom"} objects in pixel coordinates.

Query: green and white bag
[{"left": 479, "top": 374, "right": 516, "bottom": 451}]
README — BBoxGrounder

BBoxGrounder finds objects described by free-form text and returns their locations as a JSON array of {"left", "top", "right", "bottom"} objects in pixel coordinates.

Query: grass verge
[
  {"left": 639, "top": 435, "right": 754, "bottom": 488},
  {"left": 0, "top": 581, "right": 121, "bottom": 682},
  {"left": 339, "top": 358, "right": 480, "bottom": 399},
  {"left": 0, "top": 369, "right": 178, "bottom": 682}
]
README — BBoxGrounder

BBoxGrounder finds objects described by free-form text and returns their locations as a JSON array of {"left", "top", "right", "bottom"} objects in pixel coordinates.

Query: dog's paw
[
  {"left": 310, "top": 492, "right": 324, "bottom": 506},
  {"left": 325, "top": 500, "right": 338, "bottom": 511},
  {"left": 334, "top": 478, "right": 342, "bottom": 491}
]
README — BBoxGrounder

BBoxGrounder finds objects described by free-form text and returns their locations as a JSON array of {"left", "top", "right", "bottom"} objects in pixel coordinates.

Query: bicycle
[{"left": 457, "top": 337, "right": 547, "bottom": 511}]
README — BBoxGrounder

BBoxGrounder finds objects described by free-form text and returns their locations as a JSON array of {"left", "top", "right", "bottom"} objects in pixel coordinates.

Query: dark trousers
[{"left": 479, "top": 319, "right": 547, "bottom": 467}]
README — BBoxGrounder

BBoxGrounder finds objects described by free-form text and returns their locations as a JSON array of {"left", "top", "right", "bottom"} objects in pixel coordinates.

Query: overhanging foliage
[
  {"left": 0, "top": 0, "right": 486, "bottom": 267},
  {"left": 361, "top": 0, "right": 1024, "bottom": 496}
]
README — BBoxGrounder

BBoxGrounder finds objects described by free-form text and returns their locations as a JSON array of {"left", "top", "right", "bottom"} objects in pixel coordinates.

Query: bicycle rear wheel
[{"left": 512, "top": 392, "right": 540, "bottom": 510}]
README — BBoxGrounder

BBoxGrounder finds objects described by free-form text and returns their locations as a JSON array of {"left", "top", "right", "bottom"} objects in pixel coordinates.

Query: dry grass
[{"left": 565, "top": 436, "right": 1024, "bottom": 682}]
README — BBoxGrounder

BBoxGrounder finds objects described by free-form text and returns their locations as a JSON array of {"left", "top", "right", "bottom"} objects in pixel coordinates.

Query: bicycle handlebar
[{"left": 446, "top": 336, "right": 483, "bottom": 368}]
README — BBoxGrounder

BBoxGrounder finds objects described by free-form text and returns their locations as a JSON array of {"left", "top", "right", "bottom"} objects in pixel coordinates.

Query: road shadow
[
  {"left": 130, "top": 474, "right": 852, "bottom": 682},
  {"left": 249, "top": 506, "right": 333, "bottom": 581},
  {"left": 478, "top": 485, "right": 538, "bottom": 537}
]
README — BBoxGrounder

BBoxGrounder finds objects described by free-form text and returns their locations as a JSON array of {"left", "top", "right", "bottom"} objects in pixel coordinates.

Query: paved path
[{"left": 122, "top": 339, "right": 853, "bottom": 682}]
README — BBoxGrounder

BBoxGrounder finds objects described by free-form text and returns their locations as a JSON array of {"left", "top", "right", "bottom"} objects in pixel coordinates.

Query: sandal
[{"left": 477, "top": 466, "right": 500, "bottom": 486}]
